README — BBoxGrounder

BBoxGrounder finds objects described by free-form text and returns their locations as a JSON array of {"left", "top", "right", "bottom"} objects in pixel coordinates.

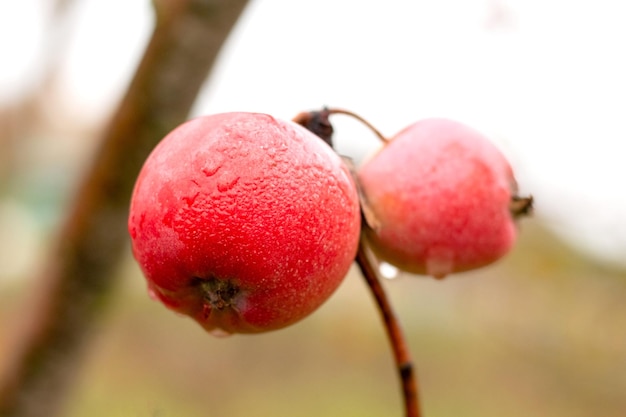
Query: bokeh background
[{"left": 1, "top": 1, "right": 625, "bottom": 416}]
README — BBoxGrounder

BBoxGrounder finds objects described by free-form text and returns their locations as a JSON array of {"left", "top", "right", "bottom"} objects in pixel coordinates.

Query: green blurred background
[{"left": 1, "top": 1, "right": 626, "bottom": 416}]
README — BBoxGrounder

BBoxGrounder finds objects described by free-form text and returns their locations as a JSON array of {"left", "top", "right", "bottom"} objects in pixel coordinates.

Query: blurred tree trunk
[{"left": 0, "top": 1, "right": 249, "bottom": 416}]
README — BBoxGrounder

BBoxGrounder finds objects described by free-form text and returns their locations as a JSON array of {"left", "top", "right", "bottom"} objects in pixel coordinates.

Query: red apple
[
  {"left": 358, "top": 118, "right": 521, "bottom": 279},
  {"left": 128, "top": 112, "right": 361, "bottom": 334}
]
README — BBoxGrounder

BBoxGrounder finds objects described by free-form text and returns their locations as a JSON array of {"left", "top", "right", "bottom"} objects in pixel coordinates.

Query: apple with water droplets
[
  {"left": 128, "top": 112, "right": 361, "bottom": 335},
  {"left": 358, "top": 118, "right": 529, "bottom": 279}
]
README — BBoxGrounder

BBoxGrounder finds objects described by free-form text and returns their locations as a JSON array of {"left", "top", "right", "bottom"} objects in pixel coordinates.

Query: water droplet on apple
[
  {"left": 202, "top": 163, "right": 221, "bottom": 177},
  {"left": 209, "top": 328, "right": 233, "bottom": 338},
  {"left": 147, "top": 286, "right": 160, "bottom": 301},
  {"left": 379, "top": 262, "right": 399, "bottom": 279},
  {"left": 217, "top": 176, "right": 240, "bottom": 192},
  {"left": 425, "top": 257, "right": 453, "bottom": 279}
]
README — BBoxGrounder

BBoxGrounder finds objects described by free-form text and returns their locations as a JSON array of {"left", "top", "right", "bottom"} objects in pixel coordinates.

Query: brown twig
[
  {"left": 293, "top": 107, "right": 389, "bottom": 147},
  {"left": 325, "top": 107, "right": 389, "bottom": 144},
  {"left": 356, "top": 238, "right": 422, "bottom": 417},
  {"left": 295, "top": 108, "right": 420, "bottom": 416},
  {"left": 0, "top": 1, "right": 249, "bottom": 416}
]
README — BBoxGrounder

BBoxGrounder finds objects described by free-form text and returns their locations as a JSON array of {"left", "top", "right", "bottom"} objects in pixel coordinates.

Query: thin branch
[
  {"left": 324, "top": 107, "right": 389, "bottom": 144},
  {"left": 356, "top": 237, "right": 422, "bottom": 417},
  {"left": 295, "top": 107, "right": 420, "bottom": 417},
  {"left": 0, "top": 1, "right": 249, "bottom": 416},
  {"left": 292, "top": 107, "right": 389, "bottom": 147}
]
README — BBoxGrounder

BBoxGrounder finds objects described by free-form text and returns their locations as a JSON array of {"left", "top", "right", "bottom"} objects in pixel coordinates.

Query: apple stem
[
  {"left": 325, "top": 107, "right": 389, "bottom": 144},
  {"left": 293, "top": 107, "right": 389, "bottom": 145},
  {"left": 296, "top": 108, "right": 421, "bottom": 417},
  {"left": 356, "top": 238, "right": 422, "bottom": 417}
]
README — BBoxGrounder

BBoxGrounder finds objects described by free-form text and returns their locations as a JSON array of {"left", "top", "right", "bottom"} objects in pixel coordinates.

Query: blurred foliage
[{"left": 2, "top": 219, "right": 624, "bottom": 417}]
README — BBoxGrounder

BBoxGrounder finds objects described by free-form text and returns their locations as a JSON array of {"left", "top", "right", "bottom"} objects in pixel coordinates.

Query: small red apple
[
  {"left": 128, "top": 112, "right": 361, "bottom": 334},
  {"left": 358, "top": 118, "right": 526, "bottom": 279}
]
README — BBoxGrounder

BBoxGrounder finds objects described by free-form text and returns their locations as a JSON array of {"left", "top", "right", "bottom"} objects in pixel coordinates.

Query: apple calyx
[
  {"left": 194, "top": 277, "right": 241, "bottom": 313},
  {"left": 510, "top": 195, "right": 534, "bottom": 218}
]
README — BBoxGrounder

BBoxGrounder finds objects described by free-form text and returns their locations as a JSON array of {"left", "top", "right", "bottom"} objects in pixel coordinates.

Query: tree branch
[
  {"left": 295, "top": 107, "right": 422, "bottom": 417},
  {"left": 0, "top": 1, "right": 249, "bottom": 416},
  {"left": 356, "top": 238, "right": 422, "bottom": 417}
]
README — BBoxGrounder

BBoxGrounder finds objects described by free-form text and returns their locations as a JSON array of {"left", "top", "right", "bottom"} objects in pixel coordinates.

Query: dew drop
[
  {"left": 423, "top": 246, "right": 455, "bottom": 279},
  {"left": 182, "top": 192, "right": 199, "bottom": 207},
  {"left": 379, "top": 262, "right": 399, "bottom": 280},
  {"left": 217, "top": 176, "right": 240, "bottom": 192},
  {"left": 202, "top": 163, "right": 222, "bottom": 177},
  {"left": 426, "top": 257, "right": 453, "bottom": 279},
  {"left": 147, "top": 286, "right": 160, "bottom": 301},
  {"left": 209, "top": 328, "right": 233, "bottom": 338}
]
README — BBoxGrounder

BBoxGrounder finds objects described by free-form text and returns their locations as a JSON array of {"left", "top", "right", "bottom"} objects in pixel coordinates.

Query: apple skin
[
  {"left": 128, "top": 112, "right": 361, "bottom": 334},
  {"left": 358, "top": 118, "right": 518, "bottom": 279}
]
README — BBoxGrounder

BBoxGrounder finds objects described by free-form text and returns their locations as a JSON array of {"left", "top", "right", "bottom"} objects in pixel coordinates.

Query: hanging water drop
[
  {"left": 209, "top": 327, "right": 233, "bottom": 338},
  {"left": 379, "top": 262, "right": 399, "bottom": 280}
]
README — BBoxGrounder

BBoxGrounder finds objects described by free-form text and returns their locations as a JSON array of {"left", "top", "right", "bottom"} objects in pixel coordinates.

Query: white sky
[{"left": 1, "top": 0, "right": 625, "bottom": 267}]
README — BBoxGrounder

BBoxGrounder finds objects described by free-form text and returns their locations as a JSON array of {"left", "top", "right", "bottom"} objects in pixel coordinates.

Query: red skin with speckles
[
  {"left": 358, "top": 118, "right": 518, "bottom": 279},
  {"left": 128, "top": 112, "right": 361, "bottom": 334}
]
